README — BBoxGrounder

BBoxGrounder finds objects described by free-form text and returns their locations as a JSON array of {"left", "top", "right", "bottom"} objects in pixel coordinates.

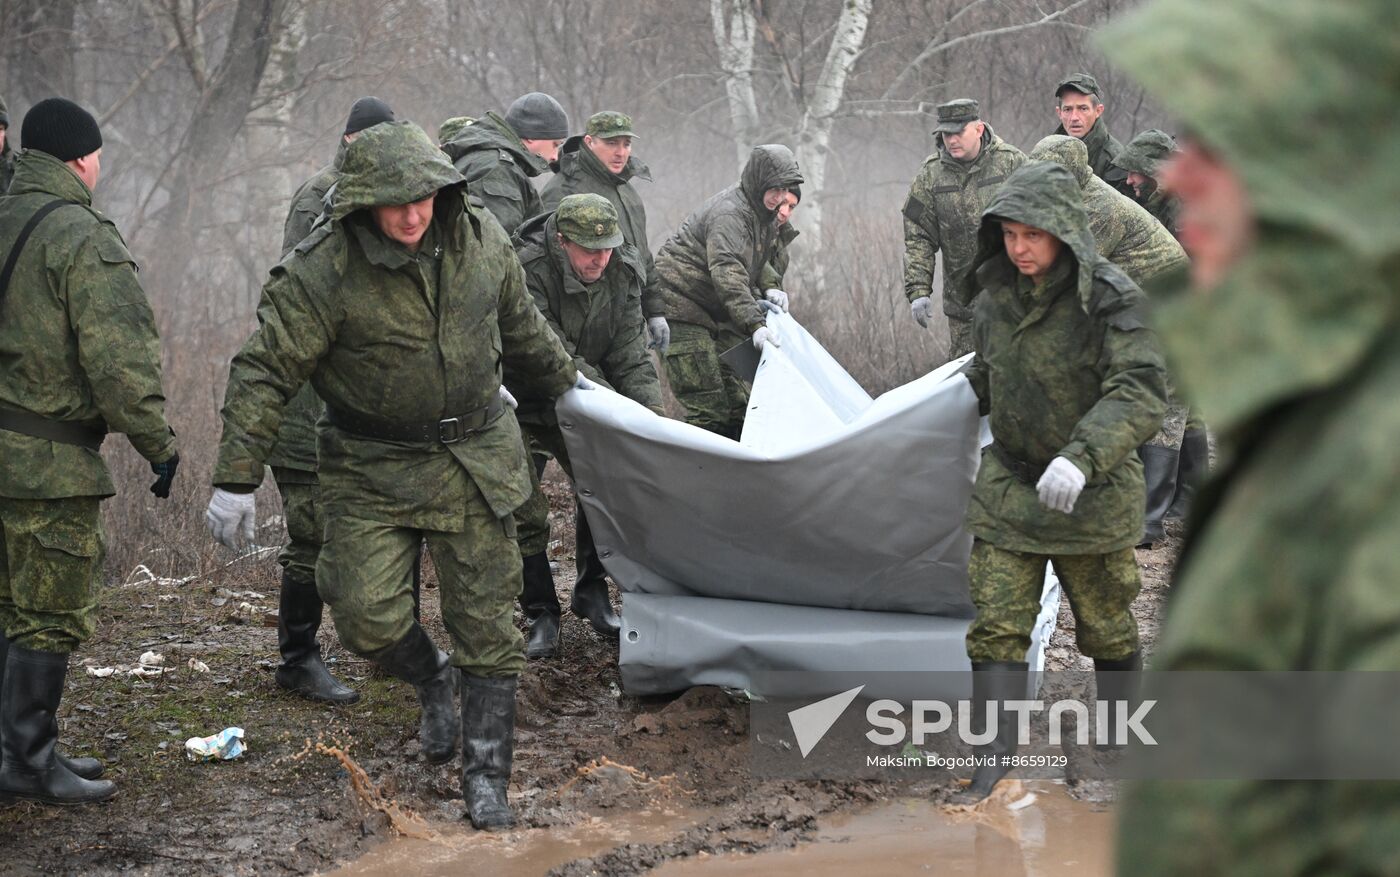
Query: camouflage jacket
[
  {"left": 214, "top": 123, "right": 577, "bottom": 530},
  {"left": 1052, "top": 117, "right": 1128, "bottom": 191},
  {"left": 1030, "top": 135, "right": 1186, "bottom": 287},
  {"left": 510, "top": 213, "right": 663, "bottom": 427},
  {"left": 961, "top": 162, "right": 1167, "bottom": 554},
  {"left": 441, "top": 112, "right": 548, "bottom": 236},
  {"left": 541, "top": 136, "right": 663, "bottom": 318},
  {"left": 902, "top": 127, "right": 1026, "bottom": 320},
  {"left": 654, "top": 145, "right": 803, "bottom": 336},
  {"left": 1103, "top": 1, "right": 1400, "bottom": 874},
  {"left": 0, "top": 150, "right": 176, "bottom": 499},
  {"left": 1139, "top": 188, "right": 1180, "bottom": 237}
]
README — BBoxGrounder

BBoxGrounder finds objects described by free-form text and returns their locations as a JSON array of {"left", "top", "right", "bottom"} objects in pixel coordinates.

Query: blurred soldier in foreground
[
  {"left": 510, "top": 194, "right": 664, "bottom": 656},
  {"left": 441, "top": 92, "right": 570, "bottom": 235},
  {"left": 1030, "top": 134, "right": 1188, "bottom": 546},
  {"left": 0, "top": 98, "right": 178, "bottom": 804},
  {"left": 206, "top": 122, "right": 580, "bottom": 829},
  {"left": 1051, "top": 73, "right": 1129, "bottom": 193},
  {"left": 543, "top": 112, "right": 669, "bottom": 352},
  {"left": 903, "top": 99, "right": 1025, "bottom": 359},
  {"left": 654, "top": 145, "right": 803, "bottom": 439},
  {"left": 0, "top": 96, "right": 12, "bottom": 193},
  {"left": 954, "top": 161, "right": 1167, "bottom": 803},
  {"left": 268, "top": 96, "right": 396, "bottom": 706},
  {"left": 1101, "top": 0, "right": 1400, "bottom": 873}
]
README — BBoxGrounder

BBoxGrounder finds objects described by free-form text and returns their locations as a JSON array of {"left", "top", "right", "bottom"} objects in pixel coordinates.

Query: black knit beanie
[
  {"left": 504, "top": 92, "right": 569, "bottom": 140},
  {"left": 344, "top": 96, "right": 395, "bottom": 136},
  {"left": 22, "top": 97, "right": 102, "bottom": 161}
]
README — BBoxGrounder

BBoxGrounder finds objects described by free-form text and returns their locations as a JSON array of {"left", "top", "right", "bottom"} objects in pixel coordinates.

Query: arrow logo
[{"left": 787, "top": 685, "right": 865, "bottom": 757}]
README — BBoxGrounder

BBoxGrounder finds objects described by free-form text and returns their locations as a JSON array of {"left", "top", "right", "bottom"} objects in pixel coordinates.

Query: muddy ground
[{"left": 0, "top": 469, "right": 1181, "bottom": 875}]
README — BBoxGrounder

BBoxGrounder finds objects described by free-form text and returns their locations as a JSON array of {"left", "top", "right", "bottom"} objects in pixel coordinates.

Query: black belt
[
  {"left": 0, "top": 408, "right": 107, "bottom": 452},
  {"left": 325, "top": 396, "right": 504, "bottom": 445},
  {"left": 988, "top": 442, "right": 1046, "bottom": 484}
]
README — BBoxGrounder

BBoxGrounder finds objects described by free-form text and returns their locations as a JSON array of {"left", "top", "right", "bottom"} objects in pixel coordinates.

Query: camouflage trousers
[
  {"left": 317, "top": 482, "right": 524, "bottom": 677},
  {"left": 662, "top": 321, "right": 750, "bottom": 440},
  {"left": 946, "top": 314, "right": 975, "bottom": 361},
  {"left": 272, "top": 469, "right": 321, "bottom": 588},
  {"left": 513, "top": 423, "right": 573, "bottom": 558},
  {"left": 966, "top": 539, "right": 1141, "bottom": 663},
  {"left": 0, "top": 495, "right": 103, "bottom": 653}
]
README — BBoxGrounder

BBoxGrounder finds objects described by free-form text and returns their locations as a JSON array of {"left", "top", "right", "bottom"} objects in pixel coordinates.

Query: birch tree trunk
[{"left": 709, "top": 0, "right": 760, "bottom": 168}]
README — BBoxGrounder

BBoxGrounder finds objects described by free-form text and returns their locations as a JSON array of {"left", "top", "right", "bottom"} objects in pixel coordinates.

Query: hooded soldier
[{"left": 1115, "top": 128, "right": 1181, "bottom": 232}]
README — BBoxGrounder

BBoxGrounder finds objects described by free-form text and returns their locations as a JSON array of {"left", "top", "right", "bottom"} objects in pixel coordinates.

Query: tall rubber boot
[
  {"left": 461, "top": 672, "right": 518, "bottom": 831},
  {"left": 0, "top": 632, "right": 103, "bottom": 780},
  {"left": 1137, "top": 444, "right": 1180, "bottom": 548},
  {"left": 519, "top": 552, "right": 560, "bottom": 659},
  {"left": 371, "top": 625, "right": 459, "bottom": 764},
  {"left": 275, "top": 572, "right": 359, "bottom": 704},
  {"left": 569, "top": 503, "right": 620, "bottom": 638},
  {"left": 411, "top": 550, "right": 423, "bottom": 624},
  {"left": 0, "top": 646, "right": 115, "bottom": 804},
  {"left": 1093, "top": 651, "right": 1143, "bottom": 750},
  {"left": 1167, "top": 429, "right": 1209, "bottom": 521},
  {"left": 948, "top": 661, "right": 1029, "bottom": 805}
]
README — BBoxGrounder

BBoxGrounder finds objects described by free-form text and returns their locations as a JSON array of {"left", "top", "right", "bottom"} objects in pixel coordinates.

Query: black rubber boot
[
  {"left": 1093, "top": 651, "right": 1143, "bottom": 750},
  {"left": 569, "top": 504, "right": 620, "bottom": 638},
  {"left": 1166, "top": 429, "right": 1209, "bottom": 521},
  {"left": 0, "top": 632, "right": 104, "bottom": 781},
  {"left": 519, "top": 552, "right": 561, "bottom": 659},
  {"left": 0, "top": 646, "right": 116, "bottom": 805},
  {"left": 275, "top": 573, "right": 359, "bottom": 705},
  {"left": 372, "top": 625, "right": 459, "bottom": 764},
  {"left": 948, "top": 661, "right": 1029, "bottom": 805},
  {"left": 461, "top": 672, "right": 518, "bottom": 831},
  {"left": 1137, "top": 444, "right": 1180, "bottom": 548},
  {"left": 411, "top": 550, "right": 423, "bottom": 624}
]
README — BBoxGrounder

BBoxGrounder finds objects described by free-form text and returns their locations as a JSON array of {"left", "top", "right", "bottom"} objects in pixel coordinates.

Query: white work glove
[
  {"left": 756, "top": 299, "right": 782, "bottom": 315},
  {"left": 1036, "top": 457, "right": 1087, "bottom": 514},
  {"left": 498, "top": 385, "right": 518, "bottom": 410},
  {"left": 646, "top": 317, "right": 671, "bottom": 353},
  {"left": 910, "top": 296, "right": 935, "bottom": 329},
  {"left": 575, "top": 372, "right": 597, "bottom": 390},
  {"left": 764, "top": 288, "right": 789, "bottom": 313},
  {"left": 752, "top": 326, "right": 781, "bottom": 350},
  {"left": 206, "top": 488, "right": 256, "bottom": 550}
]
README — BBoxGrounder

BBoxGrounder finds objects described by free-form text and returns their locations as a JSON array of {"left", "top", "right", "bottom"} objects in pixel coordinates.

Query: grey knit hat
[{"left": 505, "top": 92, "right": 569, "bottom": 140}]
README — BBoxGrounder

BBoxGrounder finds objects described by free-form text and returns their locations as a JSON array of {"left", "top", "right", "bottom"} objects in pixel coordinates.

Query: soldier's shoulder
[
  {"left": 53, "top": 203, "right": 136, "bottom": 266},
  {"left": 1089, "top": 259, "right": 1149, "bottom": 317},
  {"left": 988, "top": 139, "right": 1028, "bottom": 164},
  {"left": 282, "top": 221, "right": 348, "bottom": 283}
]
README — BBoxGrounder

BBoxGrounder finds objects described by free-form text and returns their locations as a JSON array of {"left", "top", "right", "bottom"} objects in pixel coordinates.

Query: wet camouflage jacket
[
  {"left": 902, "top": 126, "right": 1026, "bottom": 320},
  {"left": 511, "top": 213, "right": 663, "bottom": 427},
  {"left": 214, "top": 122, "right": 577, "bottom": 530},
  {"left": 654, "top": 145, "right": 803, "bottom": 336},
  {"left": 961, "top": 162, "right": 1167, "bottom": 554},
  {"left": 1139, "top": 188, "right": 1180, "bottom": 237},
  {"left": 1052, "top": 116, "right": 1128, "bottom": 191},
  {"left": 1103, "top": 1, "right": 1400, "bottom": 874},
  {"left": 541, "top": 136, "right": 663, "bottom": 318},
  {"left": 441, "top": 112, "right": 548, "bottom": 236},
  {"left": 0, "top": 150, "right": 176, "bottom": 499},
  {"left": 1030, "top": 135, "right": 1186, "bottom": 287}
]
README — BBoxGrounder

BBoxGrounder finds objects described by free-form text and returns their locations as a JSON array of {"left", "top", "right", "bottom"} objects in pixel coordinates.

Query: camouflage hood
[
  {"left": 738, "top": 145, "right": 803, "bottom": 214},
  {"left": 963, "top": 161, "right": 1099, "bottom": 310},
  {"left": 441, "top": 112, "right": 549, "bottom": 179},
  {"left": 329, "top": 121, "right": 464, "bottom": 221},
  {"left": 6, "top": 148, "right": 93, "bottom": 206},
  {"left": 1028, "top": 135, "right": 1094, "bottom": 188}
]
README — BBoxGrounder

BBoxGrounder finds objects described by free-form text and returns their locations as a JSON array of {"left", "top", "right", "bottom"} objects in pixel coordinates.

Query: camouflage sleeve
[
  {"left": 524, "top": 271, "right": 608, "bottom": 388},
  {"left": 902, "top": 175, "right": 940, "bottom": 304},
  {"left": 68, "top": 231, "right": 176, "bottom": 463},
  {"left": 963, "top": 313, "right": 992, "bottom": 416},
  {"left": 704, "top": 216, "right": 766, "bottom": 336},
  {"left": 639, "top": 241, "right": 665, "bottom": 319},
  {"left": 600, "top": 278, "right": 664, "bottom": 415},
  {"left": 213, "top": 266, "right": 338, "bottom": 488},
  {"left": 280, "top": 184, "right": 320, "bottom": 258},
  {"left": 497, "top": 245, "right": 579, "bottom": 400}
]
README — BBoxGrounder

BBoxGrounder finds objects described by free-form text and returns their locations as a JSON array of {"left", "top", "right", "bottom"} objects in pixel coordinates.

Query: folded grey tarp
[{"left": 557, "top": 313, "right": 1059, "bottom": 697}]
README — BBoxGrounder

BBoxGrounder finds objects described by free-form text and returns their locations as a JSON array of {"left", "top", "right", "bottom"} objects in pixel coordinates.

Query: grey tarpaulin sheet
[{"left": 556, "top": 312, "right": 1060, "bottom": 697}]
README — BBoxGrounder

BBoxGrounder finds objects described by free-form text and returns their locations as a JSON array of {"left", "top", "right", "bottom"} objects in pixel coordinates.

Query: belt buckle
[{"left": 438, "top": 416, "right": 465, "bottom": 444}]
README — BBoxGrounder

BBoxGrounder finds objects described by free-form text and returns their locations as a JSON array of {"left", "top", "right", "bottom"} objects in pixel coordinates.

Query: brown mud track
[{"left": 0, "top": 468, "right": 1180, "bottom": 875}]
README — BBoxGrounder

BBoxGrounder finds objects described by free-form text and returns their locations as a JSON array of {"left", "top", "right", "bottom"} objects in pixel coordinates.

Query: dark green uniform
[
  {"left": 959, "top": 161, "right": 1167, "bottom": 663},
  {"left": 654, "top": 145, "right": 802, "bottom": 438},
  {"left": 1052, "top": 93, "right": 1129, "bottom": 192},
  {"left": 0, "top": 151, "right": 176, "bottom": 652},
  {"left": 441, "top": 113, "right": 548, "bottom": 236},
  {"left": 1114, "top": 128, "right": 1181, "bottom": 234}
]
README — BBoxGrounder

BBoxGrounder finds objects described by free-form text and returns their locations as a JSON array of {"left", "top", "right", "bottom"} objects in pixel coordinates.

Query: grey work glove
[
  {"left": 498, "top": 385, "right": 518, "bottom": 410},
  {"left": 646, "top": 316, "right": 671, "bottom": 353},
  {"left": 575, "top": 373, "right": 597, "bottom": 390},
  {"left": 206, "top": 488, "right": 256, "bottom": 550},
  {"left": 910, "top": 295, "right": 935, "bottom": 329},
  {"left": 752, "top": 326, "right": 781, "bottom": 350},
  {"left": 764, "top": 288, "right": 789, "bottom": 313},
  {"left": 756, "top": 299, "right": 782, "bottom": 315},
  {"left": 1036, "top": 457, "right": 1087, "bottom": 514}
]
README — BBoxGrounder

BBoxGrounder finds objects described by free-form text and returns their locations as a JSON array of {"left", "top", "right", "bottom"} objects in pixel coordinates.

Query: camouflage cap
[
  {"left": 1055, "top": 73, "right": 1103, "bottom": 101},
  {"left": 1115, "top": 129, "right": 1178, "bottom": 177},
  {"left": 437, "top": 116, "right": 475, "bottom": 145},
  {"left": 934, "top": 98, "right": 980, "bottom": 133},
  {"left": 586, "top": 111, "right": 638, "bottom": 140},
  {"left": 556, "top": 193, "right": 624, "bottom": 249}
]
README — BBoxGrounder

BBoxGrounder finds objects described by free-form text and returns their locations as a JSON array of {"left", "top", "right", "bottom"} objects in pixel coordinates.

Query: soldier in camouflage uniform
[
  {"left": 1030, "top": 134, "right": 1189, "bottom": 546},
  {"left": 206, "top": 121, "right": 580, "bottom": 830},
  {"left": 0, "top": 95, "right": 13, "bottom": 194},
  {"left": 509, "top": 194, "right": 664, "bottom": 657},
  {"left": 952, "top": 161, "right": 1167, "bottom": 804},
  {"left": 0, "top": 99, "right": 178, "bottom": 805},
  {"left": 542, "top": 112, "right": 669, "bottom": 352},
  {"left": 654, "top": 145, "right": 803, "bottom": 439},
  {"left": 441, "top": 92, "right": 570, "bottom": 236},
  {"left": 268, "top": 96, "right": 395, "bottom": 706},
  {"left": 902, "top": 99, "right": 1026, "bottom": 360},
  {"left": 1102, "top": 1, "right": 1400, "bottom": 873},
  {"left": 1051, "top": 73, "right": 1130, "bottom": 193}
]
